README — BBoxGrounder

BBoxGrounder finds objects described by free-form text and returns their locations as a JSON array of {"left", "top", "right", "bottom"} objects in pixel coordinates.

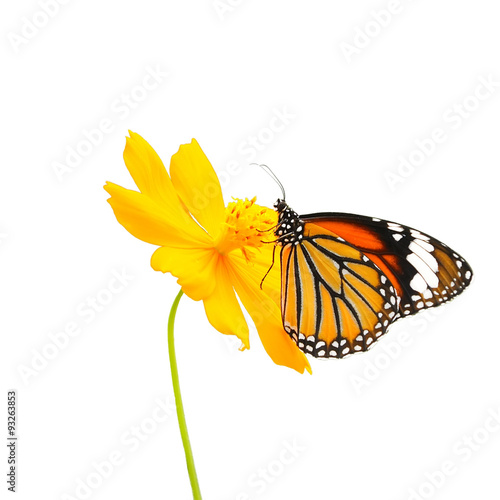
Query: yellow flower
[{"left": 104, "top": 132, "right": 311, "bottom": 374}]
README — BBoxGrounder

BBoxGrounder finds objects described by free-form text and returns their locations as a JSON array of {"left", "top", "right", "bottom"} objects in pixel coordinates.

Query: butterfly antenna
[{"left": 250, "top": 163, "right": 286, "bottom": 200}]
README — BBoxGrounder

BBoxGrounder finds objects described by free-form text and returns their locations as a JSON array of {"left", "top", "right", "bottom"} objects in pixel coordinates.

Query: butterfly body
[
  {"left": 273, "top": 199, "right": 473, "bottom": 359},
  {"left": 274, "top": 200, "right": 304, "bottom": 246}
]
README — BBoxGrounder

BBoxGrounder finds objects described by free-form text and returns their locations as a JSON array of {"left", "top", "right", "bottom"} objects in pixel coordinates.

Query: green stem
[{"left": 168, "top": 289, "right": 202, "bottom": 500}]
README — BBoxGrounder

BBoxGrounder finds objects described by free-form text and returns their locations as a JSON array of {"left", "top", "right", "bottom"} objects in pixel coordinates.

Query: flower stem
[{"left": 168, "top": 289, "right": 202, "bottom": 500}]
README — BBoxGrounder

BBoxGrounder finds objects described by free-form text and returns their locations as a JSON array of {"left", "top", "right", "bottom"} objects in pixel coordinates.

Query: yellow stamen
[{"left": 215, "top": 197, "right": 277, "bottom": 257}]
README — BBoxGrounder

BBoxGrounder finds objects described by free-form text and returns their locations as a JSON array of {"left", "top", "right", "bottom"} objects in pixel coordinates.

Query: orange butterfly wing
[
  {"left": 280, "top": 222, "right": 400, "bottom": 358},
  {"left": 301, "top": 213, "right": 473, "bottom": 318}
]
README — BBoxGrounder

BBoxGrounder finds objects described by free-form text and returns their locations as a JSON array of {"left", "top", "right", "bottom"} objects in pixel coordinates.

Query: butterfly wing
[
  {"left": 280, "top": 222, "right": 400, "bottom": 358},
  {"left": 300, "top": 212, "right": 473, "bottom": 318}
]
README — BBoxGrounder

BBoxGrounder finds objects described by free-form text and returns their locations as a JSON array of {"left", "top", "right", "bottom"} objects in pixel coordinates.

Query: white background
[{"left": 2, "top": 1, "right": 500, "bottom": 499}]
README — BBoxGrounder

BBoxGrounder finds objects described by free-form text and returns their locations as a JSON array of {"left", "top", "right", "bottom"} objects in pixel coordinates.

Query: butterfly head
[
  {"left": 273, "top": 198, "right": 288, "bottom": 213},
  {"left": 273, "top": 199, "right": 304, "bottom": 246}
]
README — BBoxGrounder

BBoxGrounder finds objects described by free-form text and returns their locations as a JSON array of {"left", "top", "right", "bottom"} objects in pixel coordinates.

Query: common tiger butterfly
[{"left": 263, "top": 173, "right": 473, "bottom": 359}]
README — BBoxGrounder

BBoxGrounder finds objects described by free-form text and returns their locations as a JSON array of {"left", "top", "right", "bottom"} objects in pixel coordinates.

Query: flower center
[{"left": 215, "top": 197, "right": 277, "bottom": 257}]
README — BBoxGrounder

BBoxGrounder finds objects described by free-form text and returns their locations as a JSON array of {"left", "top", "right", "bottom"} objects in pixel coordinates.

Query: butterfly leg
[{"left": 260, "top": 244, "right": 277, "bottom": 290}]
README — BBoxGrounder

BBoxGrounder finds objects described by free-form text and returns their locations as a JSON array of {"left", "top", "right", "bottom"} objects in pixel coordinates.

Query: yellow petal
[
  {"left": 105, "top": 182, "right": 211, "bottom": 247},
  {"left": 229, "top": 247, "right": 282, "bottom": 310},
  {"left": 151, "top": 246, "right": 218, "bottom": 300},
  {"left": 170, "top": 139, "right": 225, "bottom": 238},
  {"left": 228, "top": 252, "right": 312, "bottom": 374},
  {"left": 202, "top": 256, "right": 249, "bottom": 348},
  {"left": 123, "top": 131, "right": 189, "bottom": 217}
]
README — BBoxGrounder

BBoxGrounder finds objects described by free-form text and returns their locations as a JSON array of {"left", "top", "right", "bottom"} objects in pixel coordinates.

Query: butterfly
[{"left": 270, "top": 198, "right": 473, "bottom": 359}]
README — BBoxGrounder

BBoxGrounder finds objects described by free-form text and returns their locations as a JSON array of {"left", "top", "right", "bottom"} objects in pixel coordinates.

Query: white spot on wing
[
  {"left": 407, "top": 253, "right": 439, "bottom": 288},
  {"left": 388, "top": 223, "right": 404, "bottom": 232},
  {"left": 409, "top": 241, "right": 439, "bottom": 272},
  {"left": 410, "top": 229, "right": 430, "bottom": 241},
  {"left": 414, "top": 238, "right": 435, "bottom": 253},
  {"left": 409, "top": 273, "right": 428, "bottom": 293}
]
